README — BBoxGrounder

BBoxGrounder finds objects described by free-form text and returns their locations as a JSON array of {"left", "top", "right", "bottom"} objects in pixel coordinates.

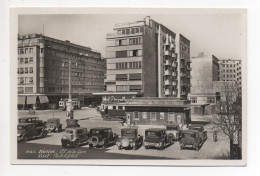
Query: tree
[{"left": 209, "top": 81, "right": 242, "bottom": 159}]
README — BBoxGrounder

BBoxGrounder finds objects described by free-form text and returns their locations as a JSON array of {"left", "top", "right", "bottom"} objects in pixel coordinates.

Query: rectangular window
[
  {"left": 29, "top": 57, "right": 33, "bottom": 63},
  {"left": 126, "top": 29, "right": 130, "bottom": 34},
  {"left": 25, "top": 48, "right": 28, "bottom": 54},
  {"left": 190, "top": 97, "right": 197, "bottom": 103},
  {"left": 160, "top": 112, "right": 165, "bottom": 119},
  {"left": 25, "top": 77, "right": 28, "bottom": 83},
  {"left": 20, "top": 77, "right": 24, "bottom": 84},
  {"left": 29, "top": 77, "right": 33, "bottom": 83},
  {"left": 136, "top": 28, "right": 140, "bottom": 33},
  {"left": 140, "top": 27, "right": 144, "bottom": 33},
  {"left": 29, "top": 48, "right": 33, "bottom": 53},
  {"left": 20, "top": 68, "right": 24, "bottom": 74},
  {"left": 118, "top": 30, "right": 122, "bottom": 35},
  {"left": 25, "top": 58, "right": 28, "bottom": 64},
  {"left": 168, "top": 113, "right": 175, "bottom": 122},
  {"left": 150, "top": 112, "right": 156, "bottom": 121},
  {"left": 40, "top": 48, "right": 44, "bottom": 53},
  {"left": 134, "top": 112, "right": 139, "bottom": 120},
  {"left": 116, "top": 85, "right": 128, "bottom": 91},
  {"left": 24, "top": 67, "right": 28, "bottom": 73},
  {"left": 133, "top": 50, "right": 138, "bottom": 56},
  {"left": 29, "top": 67, "right": 33, "bottom": 73},
  {"left": 129, "top": 73, "right": 142, "bottom": 80},
  {"left": 20, "top": 58, "right": 24, "bottom": 64},
  {"left": 207, "top": 97, "right": 215, "bottom": 104},
  {"left": 25, "top": 87, "right": 33, "bottom": 93},
  {"left": 116, "top": 50, "right": 127, "bottom": 58},
  {"left": 20, "top": 49, "right": 24, "bottom": 54},
  {"left": 142, "top": 112, "right": 147, "bottom": 119}
]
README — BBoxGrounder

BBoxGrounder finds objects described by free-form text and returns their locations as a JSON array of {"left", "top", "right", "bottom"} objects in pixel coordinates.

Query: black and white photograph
[{"left": 10, "top": 7, "right": 247, "bottom": 166}]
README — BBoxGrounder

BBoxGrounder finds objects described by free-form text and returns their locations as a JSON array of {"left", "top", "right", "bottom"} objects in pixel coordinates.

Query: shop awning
[
  {"left": 18, "top": 96, "right": 26, "bottom": 105},
  {"left": 27, "top": 95, "right": 37, "bottom": 104},
  {"left": 129, "top": 85, "right": 142, "bottom": 90},
  {"left": 116, "top": 74, "right": 127, "bottom": 79},
  {"left": 38, "top": 95, "right": 49, "bottom": 104},
  {"left": 129, "top": 73, "right": 141, "bottom": 80}
]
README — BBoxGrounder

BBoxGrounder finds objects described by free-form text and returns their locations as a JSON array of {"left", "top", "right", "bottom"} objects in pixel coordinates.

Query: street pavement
[{"left": 17, "top": 108, "right": 230, "bottom": 159}]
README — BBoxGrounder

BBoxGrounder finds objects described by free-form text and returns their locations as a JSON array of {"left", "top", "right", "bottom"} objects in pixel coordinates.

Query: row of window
[
  {"left": 18, "top": 77, "right": 33, "bottom": 84},
  {"left": 17, "top": 67, "right": 33, "bottom": 74},
  {"left": 116, "top": 50, "right": 142, "bottom": 58},
  {"left": 18, "top": 57, "right": 33, "bottom": 64},
  {"left": 222, "top": 74, "right": 237, "bottom": 78},
  {"left": 222, "top": 63, "right": 241, "bottom": 68},
  {"left": 46, "top": 87, "right": 102, "bottom": 93},
  {"left": 117, "top": 27, "right": 144, "bottom": 35},
  {"left": 116, "top": 61, "right": 142, "bottom": 70},
  {"left": 116, "top": 85, "right": 142, "bottom": 92},
  {"left": 190, "top": 97, "right": 215, "bottom": 104},
  {"left": 18, "top": 48, "right": 34, "bottom": 54},
  {"left": 18, "top": 87, "right": 33, "bottom": 93},
  {"left": 115, "top": 37, "right": 143, "bottom": 46},
  {"left": 133, "top": 112, "right": 180, "bottom": 121}
]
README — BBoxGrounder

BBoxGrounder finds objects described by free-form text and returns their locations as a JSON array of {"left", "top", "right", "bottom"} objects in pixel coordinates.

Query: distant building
[
  {"left": 188, "top": 52, "right": 220, "bottom": 106},
  {"left": 218, "top": 59, "right": 242, "bottom": 87},
  {"left": 17, "top": 34, "right": 105, "bottom": 109},
  {"left": 105, "top": 16, "right": 190, "bottom": 99}
]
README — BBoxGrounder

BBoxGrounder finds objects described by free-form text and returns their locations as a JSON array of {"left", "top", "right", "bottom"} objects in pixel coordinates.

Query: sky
[{"left": 18, "top": 11, "right": 246, "bottom": 60}]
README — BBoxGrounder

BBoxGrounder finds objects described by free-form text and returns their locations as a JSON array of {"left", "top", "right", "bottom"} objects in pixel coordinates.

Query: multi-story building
[
  {"left": 17, "top": 33, "right": 105, "bottom": 108},
  {"left": 218, "top": 59, "right": 242, "bottom": 85},
  {"left": 188, "top": 52, "right": 220, "bottom": 105},
  {"left": 105, "top": 16, "right": 190, "bottom": 98}
]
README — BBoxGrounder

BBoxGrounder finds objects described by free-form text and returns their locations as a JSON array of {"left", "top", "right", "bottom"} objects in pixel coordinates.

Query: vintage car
[
  {"left": 117, "top": 128, "right": 143, "bottom": 150},
  {"left": 165, "top": 124, "right": 181, "bottom": 141},
  {"left": 66, "top": 119, "right": 80, "bottom": 128},
  {"left": 18, "top": 116, "right": 46, "bottom": 127},
  {"left": 143, "top": 128, "right": 173, "bottom": 150},
  {"left": 179, "top": 130, "right": 203, "bottom": 151},
  {"left": 61, "top": 127, "right": 88, "bottom": 148},
  {"left": 88, "top": 127, "right": 119, "bottom": 149},
  {"left": 188, "top": 124, "right": 207, "bottom": 141},
  {"left": 45, "top": 118, "right": 62, "bottom": 132},
  {"left": 17, "top": 123, "right": 48, "bottom": 143}
]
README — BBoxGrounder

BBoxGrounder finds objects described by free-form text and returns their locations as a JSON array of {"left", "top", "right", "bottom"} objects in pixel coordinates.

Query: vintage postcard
[{"left": 10, "top": 8, "right": 247, "bottom": 166}]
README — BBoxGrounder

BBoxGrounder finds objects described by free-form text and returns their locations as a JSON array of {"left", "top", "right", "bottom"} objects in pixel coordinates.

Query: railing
[
  {"left": 115, "top": 21, "right": 144, "bottom": 28},
  {"left": 165, "top": 89, "right": 170, "bottom": 95},
  {"left": 164, "top": 80, "right": 170, "bottom": 85},
  {"left": 164, "top": 70, "right": 171, "bottom": 76},
  {"left": 164, "top": 50, "right": 170, "bottom": 56},
  {"left": 165, "top": 60, "right": 171, "bottom": 65},
  {"left": 107, "top": 32, "right": 143, "bottom": 37},
  {"left": 172, "top": 62, "right": 177, "bottom": 67}
]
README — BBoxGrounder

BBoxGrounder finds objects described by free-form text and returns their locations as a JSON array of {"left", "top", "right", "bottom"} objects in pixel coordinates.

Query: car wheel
[
  {"left": 62, "top": 140, "right": 68, "bottom": 148},
  {"left": 41, "top": 131, "right": 47, "bottom": 138},
  {"left": 89, "top": 144, "right": 93, "bottom": 148},
  {"left": 73, "top": 139, "right": 80, "bottom": 148},
  {"left": 160, "top": 141, "right": 165, "bottom": 150},
  {"left": 133, "top": 142, "right": 138, "bottom": 150},
  {"left": 103, "top": 139, "right": 108, "bottom": 149},
  {"left": 23, "top": 135, "right": 29, "bottom": 143}
]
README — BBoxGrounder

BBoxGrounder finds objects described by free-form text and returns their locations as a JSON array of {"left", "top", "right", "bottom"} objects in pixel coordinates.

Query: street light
[{"left": 66, "top": 59, "right": 73, "bottom": 119}]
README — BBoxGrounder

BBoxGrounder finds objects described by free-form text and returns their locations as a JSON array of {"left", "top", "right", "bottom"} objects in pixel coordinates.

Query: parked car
[
  {"left": 179, "top": 130, "right": 203, "bottom": 151},
  {"left": 143, "top": 128, "right": 173, "bottom": 150},
  {"left": 88, "top": 127, "right": 119, "bottom": 148},
  {"left": 17, "top": 123, "right": 48, "bottom": 143},
  {"left": 61, "top": 127, "right": 88, "bottom": 148},
  {"left": 117, "top": 128, "right": 143, "bottom": 150},
  {"left": 188, "top": 124, "right": 207, "bottom": 141},
  {"left": 18, "top": 117, "right": 46, "bottom": 127},
  {"left": 66, "top": 119, "right": 80, "bottom": 128},
  {"left": 165, "top": 124, "right": 181, "bottom": 141},
  {"left": 45, "top": 118, "right": 62, "bottom": 132}
]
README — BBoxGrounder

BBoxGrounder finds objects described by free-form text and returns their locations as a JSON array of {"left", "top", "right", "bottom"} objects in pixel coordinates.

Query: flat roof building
[
  {"left": 105, "top": 16, "right": 190, "bottom": 99},
  {"left": 17, "top": 34, "right": 105, "bottom": 108}
]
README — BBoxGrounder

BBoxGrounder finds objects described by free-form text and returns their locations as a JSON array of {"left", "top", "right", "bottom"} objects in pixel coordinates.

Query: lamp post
[{"left": 66, "top": 59, "right": 74, "bottom": 119}]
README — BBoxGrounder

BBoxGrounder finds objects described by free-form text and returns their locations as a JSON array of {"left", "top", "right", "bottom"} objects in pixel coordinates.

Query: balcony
[
  {"left": 172, "top": 91, "right": 177, "bottom": 95},
  {"left": 164, "top": 50, "right": 170, "bottom": 56},
  {"left": 180, "top": 73, "right": 186, "bottom": 77},
  {"left": 164, "top": 70, "right": 171, "bottom": 76},
  {"left": 170, "top": 43, "right": 176, "bottom": 50},
  {"left": 172, "top": 62, "right": 177, "bottom": 67},
  {"left": 165, "top": 60, "right": 171, "bottom": 66},
  {"left": 180, "top": 64, "right": 185, "bottom": 68},
  {"left": 172, "top": 72, "right": 177, "bottom": 77},
  {"left": 172, "top": 53, "right": 177, "bottom": 58},
  {"left": 165, "top": 89, "right": 170, "bottom": 95},
  {"left": 187, "top": 67, "right": 192, "bottom": 71},
  {"left": 172, "top": 81, "right": 177, "bottom": 86},
  {"left": 164, "top": 80, "right": 171, "bottom": 86},
  {"left": 107, "top": 32, "right": 143, "bottom": 38}
]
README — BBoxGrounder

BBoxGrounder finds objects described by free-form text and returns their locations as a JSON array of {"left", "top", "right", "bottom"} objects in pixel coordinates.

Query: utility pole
[{"left": 66, "top": 47, "right": 73, "bottom": 119}]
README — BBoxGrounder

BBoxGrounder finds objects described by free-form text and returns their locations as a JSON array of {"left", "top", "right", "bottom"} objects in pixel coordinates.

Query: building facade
[
  {"left": 17, "top": 34, "right": 105, "bottom": 108},
  {"left": 188, "top": 52, "right": 220, "bottom": 105},
  {"left": 105, "top": 16, "right": 190, "bottom": 99},
  {"left": 218, "top": 59, "right": 242, "bottom": 86}
]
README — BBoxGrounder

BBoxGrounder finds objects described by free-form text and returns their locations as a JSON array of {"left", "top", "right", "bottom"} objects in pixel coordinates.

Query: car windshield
[
  {"left": 65, "top": 130, "right": 74, "bottom": 134},
  {"left": 167, "top": 126, "right": 177, "bottom": 130},
  {"left": 122, "top": 130, "right": 135, "bottom": 136},
  {"left": 90, "top": 130, "right": 103, "bottom": 135},
  {"left": 182, "top": 133, "right": 196, "bottom": 138},
  {"left": 17, "top": 126, "right": 25, "bottom": 130},
  {"left": 146, "top": 131, "right": 159, "bottom": 136}
]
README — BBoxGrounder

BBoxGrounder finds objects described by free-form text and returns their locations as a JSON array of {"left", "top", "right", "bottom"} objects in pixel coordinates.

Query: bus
[{"left": 59, "top": 98, "right": 81, "bottom": 111}]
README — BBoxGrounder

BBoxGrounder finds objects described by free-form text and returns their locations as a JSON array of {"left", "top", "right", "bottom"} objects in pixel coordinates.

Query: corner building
[
  {"left": 17, "top": 34, "right": 105, "bottom": 108},
  {"left": 105, "top": 16, "right": 190, "bottom": 98}
]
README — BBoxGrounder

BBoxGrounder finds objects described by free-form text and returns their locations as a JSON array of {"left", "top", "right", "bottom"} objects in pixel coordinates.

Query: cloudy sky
[{"left": 18, "top": 9, "right": 246, "bottom": 60}]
